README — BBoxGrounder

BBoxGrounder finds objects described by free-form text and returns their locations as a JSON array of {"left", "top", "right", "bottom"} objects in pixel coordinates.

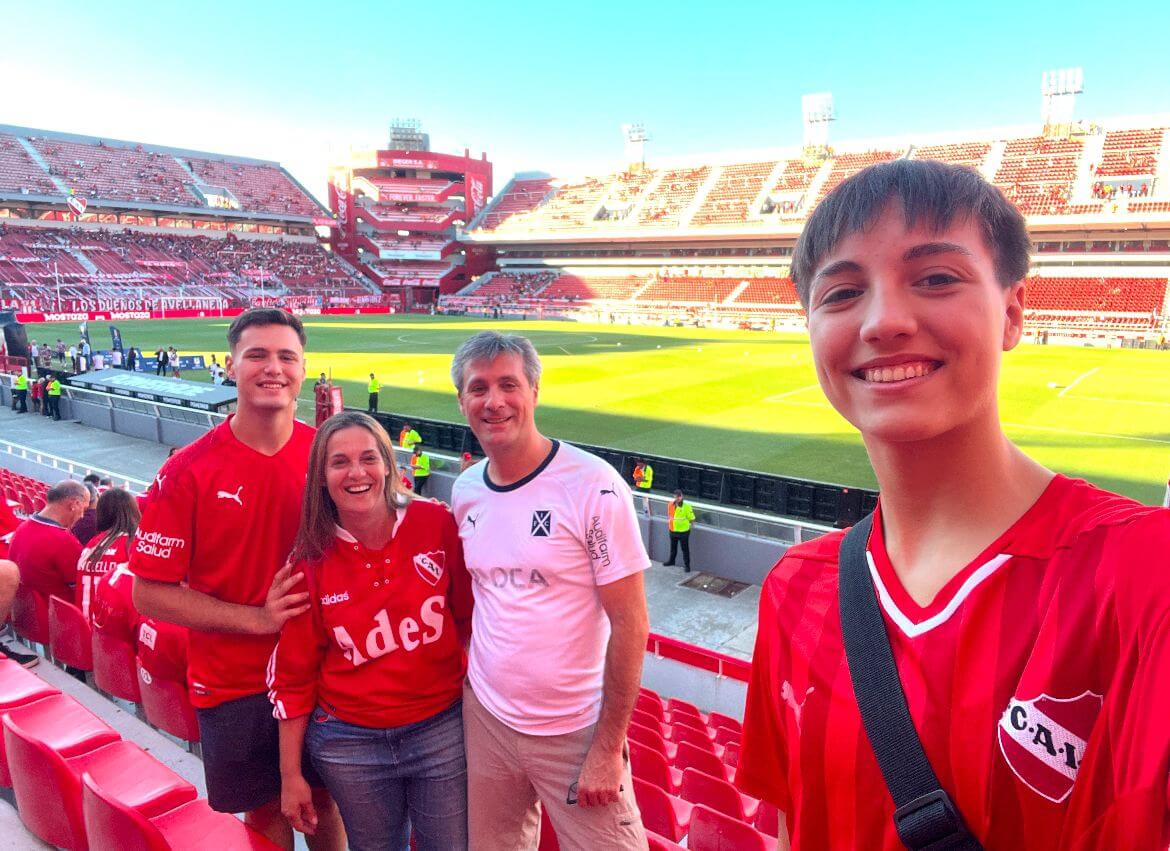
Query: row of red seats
[
  {"left": 1, "top": 468, "right": 47, "bottom": 517},
  {"left": 0, "top": 657, "right": 275, "bottom": 849},
  {"left": 13, "top": 586, "right": 198, "bottom": 744}
]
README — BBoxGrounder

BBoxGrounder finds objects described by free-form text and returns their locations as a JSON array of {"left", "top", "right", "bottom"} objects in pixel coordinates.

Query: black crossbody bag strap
[{"left": 839, "top": 513, "right": 983, "bottom": 851}]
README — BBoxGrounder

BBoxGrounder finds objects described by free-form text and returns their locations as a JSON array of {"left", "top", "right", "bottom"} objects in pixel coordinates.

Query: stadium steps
[
  {"left": 1155, "top": 130, "right": 1170, "bottom": 194},
  {"left": 631, "top": 278, "right": 657, "bottom": 300},
  {"left": 723, "top": 281, "right": 750, "bottom": 305},
  {"left": 460, "top": 271, "right": 497, "bottom": 295},
  {"left": 66, "top": 247, "right": 100, "bottom": 276},
  {"left": 802, "top": 159, "right": 835, "bottom": 208},
  {"left": 1074, "top": 133, "right": 1108, "bottom": 200},
  {"left": 981, "top": 140, "right": 1007, "bottom": 182},
  {"left": 16, "top": 138, "right": 67, "bottom": 194},
  {"left": 171, "top": 156, "right": 215, "bottom": 205},
  {"left": 750, "top": 160, "right": 789, "bottom": 220},
  {"left": 628, "top": 170, "right": 668, "bottom": 221},
  {"left": 678, "top": 166, "right": 726, "bottom": 229}
]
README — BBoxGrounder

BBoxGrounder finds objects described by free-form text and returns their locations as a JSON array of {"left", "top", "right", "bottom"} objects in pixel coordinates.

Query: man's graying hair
[{"left": 450, "top": 331, "right": 542, "bottom": 393}]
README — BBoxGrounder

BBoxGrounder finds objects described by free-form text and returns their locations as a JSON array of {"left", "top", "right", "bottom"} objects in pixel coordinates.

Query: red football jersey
[
  {"left": 91, "top": 563, "right": 140, "bottom": 646},
  {"left": 77, "top": 532, "right": 130, "bottom": 619},
  {"left": 267, "top": 499, "right": 473, "bottom": 728},
  {"left": 9, "top": 515, "right": 82, "bottom": 601},
  {"left": 738, "top": 476, "right": 1170, "bottom": 850},
  {"left": 129, "top": 416, "right": 315, "bottom": 708}
]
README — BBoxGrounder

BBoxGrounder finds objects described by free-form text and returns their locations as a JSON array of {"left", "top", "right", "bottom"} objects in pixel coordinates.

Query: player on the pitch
[
  {"left": 131, "top": 308, "right": 345, "bottom": 851},
  {"left": 737, "top": 159, "right": 1170, "bottom": 850}
]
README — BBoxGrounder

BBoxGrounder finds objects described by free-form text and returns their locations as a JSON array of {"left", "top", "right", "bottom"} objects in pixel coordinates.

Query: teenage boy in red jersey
[
  {"left": 737, "top": 160, "right": 1170, "bottom": 850},
  {"left": 131, "top": 308, "right": 344, "bottom": 851}
]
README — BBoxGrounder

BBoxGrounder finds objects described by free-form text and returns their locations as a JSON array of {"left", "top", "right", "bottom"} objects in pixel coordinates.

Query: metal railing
[{"left": 0, "top": 438, "right": 152, "bottom": 492}]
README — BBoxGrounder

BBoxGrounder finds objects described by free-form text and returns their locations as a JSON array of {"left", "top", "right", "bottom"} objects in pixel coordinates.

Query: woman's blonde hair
[{"left": 291, "top": 411, "right": 411, "bottom": 564}]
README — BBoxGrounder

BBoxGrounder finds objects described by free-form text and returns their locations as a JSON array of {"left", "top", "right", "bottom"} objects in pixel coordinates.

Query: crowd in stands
[
  {"left": 1, "top": 130, "right": 321, "bottom": 219},
  {"left": 1091, "top": 181, "right": 1151, "bottom": 200},
  {"left": 0, "top": 223, "right": 378, "bottom": 311}
]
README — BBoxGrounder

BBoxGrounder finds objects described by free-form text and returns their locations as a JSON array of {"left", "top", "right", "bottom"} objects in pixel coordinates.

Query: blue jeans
[{"left": 306, "top": 700, "right": 467, "bottom": 851}]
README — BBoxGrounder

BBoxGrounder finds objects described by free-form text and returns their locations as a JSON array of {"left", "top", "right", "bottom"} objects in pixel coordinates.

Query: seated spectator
[
  {"left": 77, "top": 488, "right": 140, "bottom": 620},
  {"left": 8, "top": 479, "right": 87, "bottom": 602},
  {"left": 0, "top": 558, "right": 38, "bottom": 667},
  {"left": 71, "top": 482, "right": 100, "bottom": 544}
]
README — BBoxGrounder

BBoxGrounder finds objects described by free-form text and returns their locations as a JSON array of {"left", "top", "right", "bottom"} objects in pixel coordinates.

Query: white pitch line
[
  {"left": 557, "top": 345, "right": 572, "bottom": 355},
  {"left": 1064, "top": 395, "right": 1170, "bottom": 408},
  {"left": 764, "top": 383, "right": 821, "bottom": 403},
  {"left": 1057, "top": 367, "right": 1100, "bottom": 398},
  {"left": 1004, "top": 422, "right": 1170, "bottom": 445}
]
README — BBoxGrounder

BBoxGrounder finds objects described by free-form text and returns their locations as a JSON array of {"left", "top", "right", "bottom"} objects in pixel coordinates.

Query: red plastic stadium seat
[
  {"left": 49, "top": 595, "right": 94, "bottom": 671},
  {"left": 674, "top": 740, "right": 734, "bottom": 784},
  {"left": 628, "top": 720, "right": 678, "bottom": 762},
  {"left": 138, "top": 662, "right": 200, "bottom": 743},
  {"left": 688, "top": 803, "right": 778, "bottom": 851},
  {"left": 714, "top": 726, "right": 742, "bottom": 748},
  {"left": 93, "top": 628, "right": 142, "bottom": 703},
  {"left": 633, "top": 776, "right": 693, "bottom": 841},
  {"left": 639, "top": 685, "right": 661, "bottom": 702},
  {"left": 671, "top": 713, "right": 716, "bottom": 740},
  {"left": 755, "top": 800, "right": 781, "bottom": 838},
  {"left": 680, "top": 767, "right": 760, "bottom": 823},
  {"left": 632, "top": 707, "right": 668, "bottom": 735},
  {"left": 83, "top": 771, "right": 281, "bottom": 850},
  {"left": 667, "top": 697, "right": 706, "bottom": 725},
  {"left": 636, "top": 692, "right": 665, "bottom": 721},
  {"left": 0, "top": 662, "right": 60, "bottom": 787},
  {"left": 724, "top": 741, "right": 741, "bottom": 769},
  {"left": 12, "top": 585, "right": 49, "bottom": 646},
  {"left": 708, "top": 712, "right": 742, "bottom": 734},
  {"left": 1, "top": 696, "right": 128, "bottom": 849},
  {"left": 630, "top": 738, "right": 682, "bottom": 794},
  {"left": 671, "top": 722, "right": 722, "bottom": 757},
  {"left": 647, "top": 829, "right": 688, "bottom": 851}
]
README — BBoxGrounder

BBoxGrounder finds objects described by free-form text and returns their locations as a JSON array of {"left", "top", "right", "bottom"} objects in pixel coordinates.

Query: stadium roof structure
[
  {"left": 464, "top": 114, "right": 1170, "bottom": 245},
  {"left": 0, "top": 123, "right": 330, "bottom": 224}
]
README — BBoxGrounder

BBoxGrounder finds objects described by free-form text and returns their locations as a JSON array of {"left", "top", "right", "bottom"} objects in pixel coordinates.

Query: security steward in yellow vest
[
  {"left": 13, "top": 372, "right": 28, "bottom": 413},
  {"left": 411, "top": 443, "right": 431, "bottom": 496},
  {"left": 633, "top": 460, "right": 653, "bottom": 515},
  {"left": 367, "top": 373, "right": 381, "bottom": 413},
  {"left": 46, "top": 375, "right": 63, "bottom": 420},
  {"left": 664, "top": 489, "right": 696, "bottom": 572}
]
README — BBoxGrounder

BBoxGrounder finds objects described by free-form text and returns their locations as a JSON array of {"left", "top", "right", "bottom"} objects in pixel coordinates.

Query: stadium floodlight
[
  {"left": 802, "top": 93, "right": 835, "bottom": 154},
  {"left": 622, "top": 123, "right": 650, "bottom": 169},
  {"left": 1041, "top": 68, "right": 1084, "bottom": 136}
]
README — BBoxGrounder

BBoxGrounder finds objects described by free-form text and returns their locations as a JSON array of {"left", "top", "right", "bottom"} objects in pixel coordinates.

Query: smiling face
[
  {"left": 805, "top": 204, "right": 1025, "bottom": 447},
  {"left": 324, "top": 426, "right": 390, "bottom": 520},
  {"left": 457, "top": 353, "right": 540, "bottom": 457},
  {"left": 225, "top": 323, "right": 306, "bottom": 414}
]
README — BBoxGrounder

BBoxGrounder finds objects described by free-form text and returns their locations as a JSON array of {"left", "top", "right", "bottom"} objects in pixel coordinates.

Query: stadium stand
[
  {"left": 479, "top": 178, "right": 553, "bottom": 230},
  {"left": 0, "top": 134, "right": 61, "bottom": 196},
  {"left": 692, "top": 162, "right": 775, "bottom": 227},
  {"left": 994, "top": 135, "right": 1083, "bottom": 215},
  {"left": 638, "top": 167, "right": 711, "bottom": 226}
]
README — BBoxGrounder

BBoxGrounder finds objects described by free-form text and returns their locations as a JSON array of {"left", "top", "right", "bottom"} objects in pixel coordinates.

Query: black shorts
[{"left": 196, "top": 692, "right": 326, "bottom": 814}]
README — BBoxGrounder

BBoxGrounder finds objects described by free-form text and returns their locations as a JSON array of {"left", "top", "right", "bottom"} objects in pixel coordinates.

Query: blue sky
[{"left": 3, "top": 0, "right": 1168, "bottom": 202}]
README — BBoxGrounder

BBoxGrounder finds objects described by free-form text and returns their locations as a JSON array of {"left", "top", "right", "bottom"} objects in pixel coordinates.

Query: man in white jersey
[{"left": 450, "top": 331, "right": 649, "bottom": 851}]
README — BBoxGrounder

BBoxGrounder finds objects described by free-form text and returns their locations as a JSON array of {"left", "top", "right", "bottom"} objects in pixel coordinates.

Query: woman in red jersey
[
  {"left": 736, "top": 159, "right": 1170, "bottom": 851},
  {"left": 268, "top": 411, "right": 473, "bottom": 851},
  {"left": 77, "top": 488, "right": 139, "bottom": 620}
]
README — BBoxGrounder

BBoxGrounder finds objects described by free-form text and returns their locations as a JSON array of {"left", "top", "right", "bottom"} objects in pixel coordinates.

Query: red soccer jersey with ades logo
[
  {"left": 77, "top": 533, "right": 131, "bottom": 620},
  {"left": 130, "top": 416, "right": 315, "bottom": 708},
  {"left": 738, "top": 475, "right": 1170, "bottom": 850},
  {"left": 267, "top": 499, "right": 473, "bottom": 728}
]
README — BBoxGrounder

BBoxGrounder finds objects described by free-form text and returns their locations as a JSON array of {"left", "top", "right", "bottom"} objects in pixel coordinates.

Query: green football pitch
[{"left": 24, "top": 315, "right": 1170, "bottom": 505}]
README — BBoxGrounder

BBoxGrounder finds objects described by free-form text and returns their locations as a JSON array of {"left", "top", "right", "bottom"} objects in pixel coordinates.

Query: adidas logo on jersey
[{"left": 321, "top": 592, "right": 350, "bottom": 606}]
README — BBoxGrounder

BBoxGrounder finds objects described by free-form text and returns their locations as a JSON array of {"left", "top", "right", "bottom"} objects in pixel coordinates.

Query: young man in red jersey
[
  {"left": 737, "top": 160, "right": 1170, "bottom": 850},
  {"left": 131, "top": 308, "right": 344, "bottom": 851}
]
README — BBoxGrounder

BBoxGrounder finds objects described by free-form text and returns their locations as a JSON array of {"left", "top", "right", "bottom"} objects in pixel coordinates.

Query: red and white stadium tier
[
  {"left": 0, "top": 135, "right": 61, "bottom": 195},
  {"left": 527, "top": 178, "right": 611, "bottom": 229},
  {"left": 0, "top": 225, "right": 375, "bottom": 309},
  {"left": 480, "top": 178, "right": 553, "bottom": 230},
  {"left": 1023, "top": 277, "right": 1168, "bottom": 313},
  {"left": 911, "top": 142, "right": 992, "bottom": 168},
  {"left": 1096, "top": 129, "right": 1165, "bottom": 177},
  {"left": 30, "top": 137, "right": 197, "bottom": 206},
  {"left": 638, "top": 168, "right": 711, "bottom": 227},
  {"left": 692, "top": 162, "right": 776, "bottom": 226},
  {"left": 540, "top": 275, "right": 647, "bottom": 301},
  {"left": 641, "top": 278, "right": 742, "bottom": 303},
  {"left": 185, "top": 157, "right": 318, "bottom": 217}
]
